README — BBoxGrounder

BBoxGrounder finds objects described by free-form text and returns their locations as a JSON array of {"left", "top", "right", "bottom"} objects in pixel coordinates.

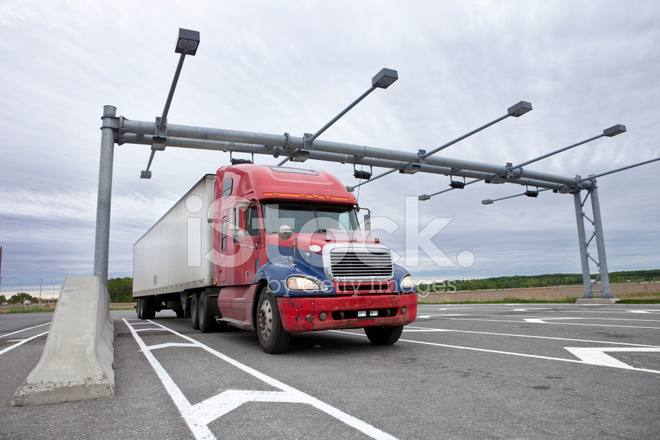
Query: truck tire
[
  {"left": 256, "top": 289, "right": 290, "bottom": 354},
  {"left": 191, "top": 292, "right": 200, "bottom": 330},
  {"left": 142, "top": 298, "right": 151, "bottom": 320},
  {"left": 144, "top": 297, "right": 156, "bottom": 320},
  {"left": 136, "top": 298, "right": 144, "bottom": 319},
  {"left": 364, "top": 325, "right": 404, "bottom": 345},
  {"left": 199, "top": 293, "right": 217, "bottom": 333}
]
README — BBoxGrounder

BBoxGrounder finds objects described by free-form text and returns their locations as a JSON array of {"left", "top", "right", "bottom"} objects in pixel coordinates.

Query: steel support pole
[
  {"left": 588, "top": 181, "right": 612, "bottom": 298},
  {"left": 573, "top": 190, "right": 594, "bottom": 298},
  {"left": 93, "top": 105, "right": 117, "bottom": 286}
]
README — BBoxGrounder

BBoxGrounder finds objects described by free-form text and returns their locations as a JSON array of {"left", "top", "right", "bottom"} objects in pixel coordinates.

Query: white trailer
[{"left": 133, "top": 174, "right": 216, "bottom": 319}]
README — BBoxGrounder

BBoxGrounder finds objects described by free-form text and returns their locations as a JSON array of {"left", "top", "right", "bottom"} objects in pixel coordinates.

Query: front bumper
[{"left": 277, "top": 293, "right": 417, "bottom": 333}]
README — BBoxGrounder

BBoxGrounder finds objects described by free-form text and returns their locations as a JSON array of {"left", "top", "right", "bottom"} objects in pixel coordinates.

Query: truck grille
[{"left": 323, "top": 244, "right": 393, "bottom": 282}]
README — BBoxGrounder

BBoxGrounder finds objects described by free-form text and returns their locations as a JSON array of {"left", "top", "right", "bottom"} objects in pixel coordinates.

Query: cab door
[{"left": 230, "top": 202, "right": 265, "bottom": 322}]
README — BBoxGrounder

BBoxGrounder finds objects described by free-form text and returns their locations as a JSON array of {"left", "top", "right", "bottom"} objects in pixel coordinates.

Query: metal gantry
[{"left": 93, "top": 28, "right": 659, "bottom": 299}]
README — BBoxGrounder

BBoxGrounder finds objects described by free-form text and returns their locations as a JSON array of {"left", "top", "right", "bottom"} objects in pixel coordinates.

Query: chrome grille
[{"left": 324, "top": 244, "right": 393, "bottom": 282}]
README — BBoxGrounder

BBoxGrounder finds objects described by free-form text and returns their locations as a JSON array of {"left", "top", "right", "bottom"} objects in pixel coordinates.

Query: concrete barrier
[{"left": 11, "top": 276, "right": 115, "bottom": 406}]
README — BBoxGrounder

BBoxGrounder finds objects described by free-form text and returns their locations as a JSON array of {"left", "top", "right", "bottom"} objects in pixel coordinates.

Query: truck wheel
[
  {"left": 136, "top": 298, "right": 144, "bottom": 319},
  {"left": 142, "top": 298, "right": 151, "bottom": 320},
  {"left": 364, "top": 325, "right": 404, "bottom": 345},
  {"left": 191, "top": 292, "right": 200, "bottom": 330},
  {"left": 256, "top": 289, "right": 290, "bottom": 354},
  {"left": 144, "top": 297, "right": 156, "bottom": 320},
  {"left": 199, "top": 293, "right": 217, "bottom": 333}
]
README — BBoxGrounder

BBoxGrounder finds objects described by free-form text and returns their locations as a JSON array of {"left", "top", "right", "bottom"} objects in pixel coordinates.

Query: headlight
[
  {"left": 400, "top": 275, "right": 415, "bottom": 290},
  {"left": 286, "top": 276, "right": 328, "bottom": 292}
]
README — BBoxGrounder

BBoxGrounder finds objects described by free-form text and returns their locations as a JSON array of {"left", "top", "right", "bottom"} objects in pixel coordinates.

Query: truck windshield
[{"left": 263, "top": 202, "right": 359, "bottom": 234}]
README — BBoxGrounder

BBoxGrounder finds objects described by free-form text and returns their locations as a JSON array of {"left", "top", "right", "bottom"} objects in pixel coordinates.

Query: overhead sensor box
[{"left": 353, "top": 170, "right": 372, "bottom": 180}]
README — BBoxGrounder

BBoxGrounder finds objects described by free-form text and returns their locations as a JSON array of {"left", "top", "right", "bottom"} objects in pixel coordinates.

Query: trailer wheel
[
  {"left": 144, "top": 297, "right": 156, "bottom": 320},
  {"left": 256, "top": 289, "right": 290, "bottom": 354},
  {"left": 191, "top": 292, "right": 200, "bottom": 330},
  {"left": 364, "top": 325, "right": 404, "bottom": 345},
  {"left": 199, "top": 293, "right": 217, "bottom": 333},
  {"left": 136, "top": 298, "right": 144, "bottom": 319}
]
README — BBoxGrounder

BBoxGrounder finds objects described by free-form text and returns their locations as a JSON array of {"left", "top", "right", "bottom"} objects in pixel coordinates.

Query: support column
[
  {"left": 93, "top": 106, "right": 118, "bottom": 287},
  {"left": 589, "top": 182, "right": 612, "bottom": 298},
  {"left": 573, "top": 191, "right": 593, "bottom": 298}
]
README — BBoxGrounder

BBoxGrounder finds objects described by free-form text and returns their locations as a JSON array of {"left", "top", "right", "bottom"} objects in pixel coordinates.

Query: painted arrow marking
[
  {"left": 524, "top": 318, "right": 581, "bottom": 323},
  {"left": 124, "top": 318, "right": 397, "bottom": 440},
  {"left": 565, "top": 347, "right": 660, "bottom": 370}
]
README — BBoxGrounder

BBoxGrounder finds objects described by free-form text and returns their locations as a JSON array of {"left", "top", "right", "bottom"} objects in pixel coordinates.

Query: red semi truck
[{"left": 133, "top": 163, "right": 417, "bottom": 353}]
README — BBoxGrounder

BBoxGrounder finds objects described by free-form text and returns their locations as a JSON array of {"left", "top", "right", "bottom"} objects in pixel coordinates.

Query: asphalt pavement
[{"left": 1, "top": 303, "right": 659, "bottom": 439}]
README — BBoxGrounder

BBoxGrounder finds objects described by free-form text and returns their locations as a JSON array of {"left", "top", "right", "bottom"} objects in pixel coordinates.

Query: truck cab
[{"left": 212, "top": 164, "right": 417, "bottom": 353}]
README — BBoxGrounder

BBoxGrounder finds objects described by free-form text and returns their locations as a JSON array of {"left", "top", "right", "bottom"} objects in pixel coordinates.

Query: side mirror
[{"left": 278, "top": 225, "right": 293, "bottom": 240}]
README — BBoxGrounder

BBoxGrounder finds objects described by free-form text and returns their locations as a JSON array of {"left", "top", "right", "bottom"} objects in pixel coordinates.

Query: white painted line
[
  {"left": 0, "top": 331, "right": 49, "bottom": 356},
  {"left": 402, "top": 328, "right": 453, "bottom": 333},
  {"left": 439, "top": 316, "right": 660, "bottom": 330},
  {"left": 124, "top": 319, "right": 397, "bottom": 440},
  {"left": 402, "top": 326, "right": 660, "bottom": 347},
  {"left": 418, "top": 314, "right": 468, "bottom": 319},
  {"left": 0, "top": 322, "right": 50, "bottom": 339},
  {"left": 524, "top": 316, "right": 659, "bottom": 323},
  {"left": 523, "top": 318, "right": 584, "bottom": 323},
  {"left": 510, "top": 308, "right": 552, "bottom": 312},
  {"left": 135, "top": 327, "right": 172, "bottom": 332},
  {"left": 522, "top": 319, "right": 660, "bottom": 330},
  {"left": 629, "top": 310, "right": 660, "bottom": 314},
  {"left": 147, "top": 342, "right": 198, "bottom": 351}
]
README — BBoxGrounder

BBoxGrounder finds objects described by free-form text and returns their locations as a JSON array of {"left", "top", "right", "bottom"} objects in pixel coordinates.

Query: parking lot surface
[{"left": 1, "top": 303, "right": 659, "bottom": 439}]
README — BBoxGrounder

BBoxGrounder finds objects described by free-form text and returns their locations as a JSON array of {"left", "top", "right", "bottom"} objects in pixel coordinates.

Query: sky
[{"left": 0, "top": 0, "right": 659, "bottom": 298}]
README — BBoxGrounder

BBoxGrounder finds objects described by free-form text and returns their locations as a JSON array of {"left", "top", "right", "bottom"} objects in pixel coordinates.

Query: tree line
[
  {"left": 0, "top": 293, "right": 58, "bottom": 304},
  {"left": 8, "top": 270, "right": 659, "bottom": 303},
  {"left": 107, "top": 277, "right": 134, "bottom": 302},
  {"left": 448, "top": 269, "right": 660, "bottom": 291},
  {"left": 0, "top": 278, "right": 133, "bottom": 304}
]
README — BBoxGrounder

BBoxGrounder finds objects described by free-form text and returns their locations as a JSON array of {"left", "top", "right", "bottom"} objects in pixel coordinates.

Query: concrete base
[
  {"left": 575, "top": 297, "right": 620, "bottom": 304},
  {"left": 11, "top": 276, "right": 115, "bottom": 406}
]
